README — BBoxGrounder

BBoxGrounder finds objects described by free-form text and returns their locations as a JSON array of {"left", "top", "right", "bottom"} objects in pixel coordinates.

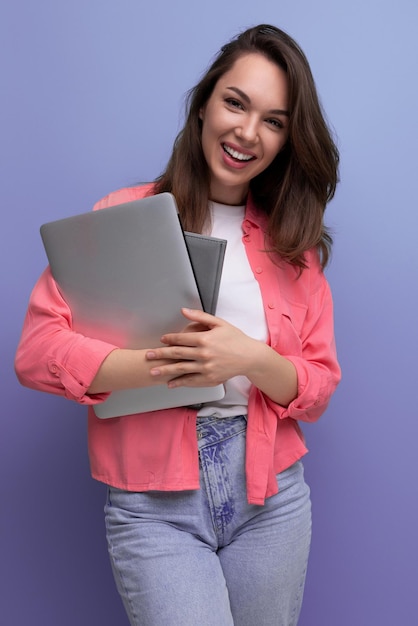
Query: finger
[
  {"left": 150, "top": 360, "right": 199, "bottom": 379},
  {"left": 146, "top": 346, "right": 196, "bottom": 360},
  {"left": 167, "top": 374, "right": 200, "bottom": 388},
  {"left": 181, "top": 322, "right": 209, "bottom": 333},
  {"left": 167, "top": 372, "right": 221, "bottom": 389},
  {"left": 181, "top": 307, "right": 219, "bottom": 327},
  {"left": 159, "top": 332, "right": 202, "bottom": 347}
]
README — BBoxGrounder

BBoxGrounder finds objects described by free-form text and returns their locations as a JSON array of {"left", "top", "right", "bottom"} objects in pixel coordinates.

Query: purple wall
[{"left": 2, "top": 1, "right": 417, "bottom": 624}]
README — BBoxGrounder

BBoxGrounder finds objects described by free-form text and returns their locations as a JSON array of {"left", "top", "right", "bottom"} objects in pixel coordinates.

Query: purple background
[{"left": 2, "top": 1, "right": 417, "bottom": 624}]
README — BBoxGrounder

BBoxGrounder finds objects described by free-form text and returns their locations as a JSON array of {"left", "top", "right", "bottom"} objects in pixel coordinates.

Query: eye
[
  {"left": 266, "top": 118, "right": 284, "bottom": 129},
  {"left": 225, "top": 97, "right": 244, "bottom": 110}
]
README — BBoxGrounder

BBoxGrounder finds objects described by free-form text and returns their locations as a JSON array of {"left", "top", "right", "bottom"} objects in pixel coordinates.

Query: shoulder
[{"left": 92, "top": 182, "right": 156, "bottom": 211}]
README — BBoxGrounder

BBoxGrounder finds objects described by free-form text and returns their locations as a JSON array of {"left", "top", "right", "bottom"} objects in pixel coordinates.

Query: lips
[{"left": 222, "top": 143, "right": 256, "bottom": 162}]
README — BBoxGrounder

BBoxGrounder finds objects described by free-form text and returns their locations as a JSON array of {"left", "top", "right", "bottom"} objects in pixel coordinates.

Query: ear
[{"left": 199, "top": 106, "right": 205, "bottom": 121}]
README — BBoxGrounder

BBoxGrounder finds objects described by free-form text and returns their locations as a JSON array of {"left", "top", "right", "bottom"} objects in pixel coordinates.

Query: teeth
[{"left": 223, "top": 145, "right": 253, "bottom": 161}]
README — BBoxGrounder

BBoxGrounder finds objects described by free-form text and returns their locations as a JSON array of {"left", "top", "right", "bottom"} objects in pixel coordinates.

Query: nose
[{"left": 236, "top": 114, "right": 259, "bottom": 144}]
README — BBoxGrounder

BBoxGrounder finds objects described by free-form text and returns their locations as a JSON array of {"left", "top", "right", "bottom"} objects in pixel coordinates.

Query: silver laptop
[{"left": 40, "top": 192, "right": 225, "bottom": 418}]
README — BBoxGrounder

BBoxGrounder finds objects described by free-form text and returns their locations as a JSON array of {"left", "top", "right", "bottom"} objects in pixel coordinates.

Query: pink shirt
[{"left": 15, "top": 184, "right": 341, "bottom": 505}]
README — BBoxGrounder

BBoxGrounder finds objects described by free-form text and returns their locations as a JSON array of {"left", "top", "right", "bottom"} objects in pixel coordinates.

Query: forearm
[
  {"left": 244, "top": 340, "right": 298, "bottom": 407},
  {"left": 87, "top": 348, "right": 175, "bottom": 394}
]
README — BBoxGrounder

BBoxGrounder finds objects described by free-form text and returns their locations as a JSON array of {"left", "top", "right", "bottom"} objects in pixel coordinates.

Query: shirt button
[
  {"left": 268, "top": 302, "right": 275, "bottom": 309},
  {"left": 255, "top": 267, "right": 263, "bottom": 274},
  {"left": 243, "top": 235, "right": 251, "bottom": 243}
]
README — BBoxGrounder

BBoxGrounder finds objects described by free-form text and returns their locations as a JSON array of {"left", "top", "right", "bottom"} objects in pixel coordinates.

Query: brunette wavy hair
[{"left": 154, "top": 24, "right": 339, "bottom": 269}]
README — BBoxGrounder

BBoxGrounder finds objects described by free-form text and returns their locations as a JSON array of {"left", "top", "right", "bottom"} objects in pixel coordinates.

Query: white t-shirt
[{"left": 197, "top": 202, "right": 268, "bottom": 418}]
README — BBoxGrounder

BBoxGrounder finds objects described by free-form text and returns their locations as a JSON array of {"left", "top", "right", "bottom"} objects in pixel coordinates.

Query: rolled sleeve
[
  {"left": 15, "top": 267, "right": 117, "bottom": 404},
  {"left": 269, "top": 265, "right": 341, "bottom": 423},
  {"left": 46, "top": 339, "right": 114, "bottom": 404},
  {"left": 275, "top": 352, "right": 339, "bottom": 421}
]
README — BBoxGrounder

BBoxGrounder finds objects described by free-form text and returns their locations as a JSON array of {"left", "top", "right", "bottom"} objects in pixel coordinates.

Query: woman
[{"left": 15, "top": 24, "right": 341, "bottom": 626}]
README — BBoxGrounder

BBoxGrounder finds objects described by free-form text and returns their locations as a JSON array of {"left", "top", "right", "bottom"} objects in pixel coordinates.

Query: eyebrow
[{"left": 226, "top": 86, "right": 290, "bottom": 117}]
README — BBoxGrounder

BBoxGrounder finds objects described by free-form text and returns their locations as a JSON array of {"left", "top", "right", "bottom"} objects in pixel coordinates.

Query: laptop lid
[{"left": 40, "top": 192, "right": 225, "bottom": 418}]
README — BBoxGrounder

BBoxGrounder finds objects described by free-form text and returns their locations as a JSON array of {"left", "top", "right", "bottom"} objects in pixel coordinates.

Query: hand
[{"left": 145, "top": 308, "right": 257, "bottom": 388}]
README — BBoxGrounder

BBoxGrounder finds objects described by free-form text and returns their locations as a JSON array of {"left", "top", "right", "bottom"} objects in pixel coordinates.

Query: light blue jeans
[{"left": 104, "top": 416, "right": 311, "bottom": 626}]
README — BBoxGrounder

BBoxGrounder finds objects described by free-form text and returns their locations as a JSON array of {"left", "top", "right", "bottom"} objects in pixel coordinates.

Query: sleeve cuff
[{"left": 47, "top": 340, "right": 117, "bottom": 404}]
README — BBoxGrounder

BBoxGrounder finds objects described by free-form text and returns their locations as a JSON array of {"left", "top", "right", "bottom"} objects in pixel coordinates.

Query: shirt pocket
[{"left": 272, "top": 300, "right": 308, "bottom": 356}]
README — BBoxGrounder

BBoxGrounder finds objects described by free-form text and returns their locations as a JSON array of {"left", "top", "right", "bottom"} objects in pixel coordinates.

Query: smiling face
[{"left": 199, "top": 52, "right": 290, "bottom": 206}]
